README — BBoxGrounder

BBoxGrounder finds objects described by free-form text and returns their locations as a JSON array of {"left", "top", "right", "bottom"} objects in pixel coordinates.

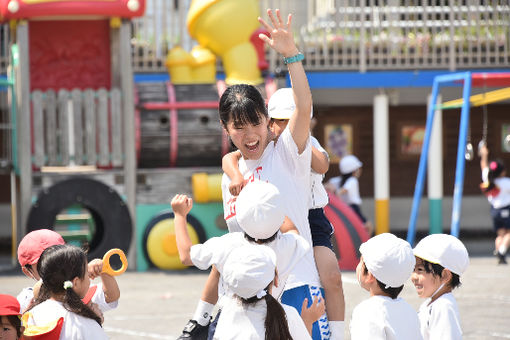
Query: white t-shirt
[
  {"left": 221, "top": 127, "right": 320, "bottom": 290},
  {"left": 334, "top": 176, "right": 362, "bottom": 205},
  {"left": 213, "top": 298, "right": 311, "bottom": 340},
  {"left": 17, "top": 283, "right": 117, "bottom": 314},
  {"left": 350, "top": 295, "right": 423, "bottom": 340},
  {"left": 418, "top": 293, "right": 462, "bottom": 340},
  {"left": 24, "top": 299, "right": 109, "bottom": 340},
  {"left": 482, "top": 168, "right": 510, "bottom": 208},
  {"left": 309, "top": 136, "right": 329, "bottom": 209},
  {"left": 190, "top": 231, "right": 310, "bottom": 300}
]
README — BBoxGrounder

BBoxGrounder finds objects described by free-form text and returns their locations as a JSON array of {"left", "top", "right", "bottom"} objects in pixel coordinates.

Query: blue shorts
[
  {"left": 491, "top": 205, "right": 510, "bottom": 232},
  {"left": 281, "top": 285, "right": 330, "bottom": 340},
  {"left": 309, "top": 208, "right": 334, "bottom": 250}
]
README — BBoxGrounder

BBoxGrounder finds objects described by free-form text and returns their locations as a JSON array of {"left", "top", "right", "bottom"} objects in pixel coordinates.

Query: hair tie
[
  {"left": 490, "top": 161, "right": 498, "bottom": 171},
  {"left": 63, "top": 281, "right": 73, "bottom": 290},
  {"left": 256, "top": 289, "right": 267, "bottom": 299}
]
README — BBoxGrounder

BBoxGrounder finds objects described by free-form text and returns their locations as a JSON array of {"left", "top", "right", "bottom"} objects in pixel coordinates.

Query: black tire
[
  {"left": 142, "top": 210, "right": 206, "bottom": 268},
  {"left": 26, "top": 177, "right": 132, "bottom": 261}
]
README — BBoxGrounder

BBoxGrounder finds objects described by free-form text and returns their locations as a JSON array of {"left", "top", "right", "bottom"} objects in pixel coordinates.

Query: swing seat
[{"left": 22, "top": 313, "right": 64, "bottom": 340}]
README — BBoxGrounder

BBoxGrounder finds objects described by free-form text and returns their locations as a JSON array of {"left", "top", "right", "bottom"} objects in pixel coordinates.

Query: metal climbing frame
[{"left": 407, "top": 72, "right": 510, "bottom": 245}]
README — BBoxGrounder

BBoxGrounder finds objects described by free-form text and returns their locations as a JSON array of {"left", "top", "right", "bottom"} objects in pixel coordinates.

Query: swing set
[{"left": 407, "top": 72, "right": 510, "bottom": 245}]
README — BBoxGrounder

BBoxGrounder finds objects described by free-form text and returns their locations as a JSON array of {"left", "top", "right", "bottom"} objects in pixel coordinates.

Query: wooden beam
[{"left": 120, "top": 20, "right": 137, "bottom": 269}]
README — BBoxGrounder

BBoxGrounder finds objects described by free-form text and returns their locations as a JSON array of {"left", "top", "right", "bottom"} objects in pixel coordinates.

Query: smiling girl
[{"left": 412, "top": 234, "right": 469, "bottom": 340}]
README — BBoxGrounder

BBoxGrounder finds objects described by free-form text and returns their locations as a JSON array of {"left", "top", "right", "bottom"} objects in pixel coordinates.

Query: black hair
[
  {"left": 363, "top": 265, "right": 403, "bottom": 299},
  {"left": 340, "top": 172, "right": 353, "bottom": 188},
  {"left": 219, "top": 84, "right": 268, "bottom": 129},
  {"left": 483, "top": 159, "right": 506, "bottom": 194},
  {"left": 28, "top": 244, "right": 102, "bottom": 326},
  {"left": 416, "top": 258, "right": 461, "bottom": 290},
  {"left": 2, "top": 315, "right": 22, "bottom": 338},
  {"left": 244, "top": 231, "right": 278, "bottom": 244},
  {"left": 240, "top": 285, "right": 293, "bottom": 340}
]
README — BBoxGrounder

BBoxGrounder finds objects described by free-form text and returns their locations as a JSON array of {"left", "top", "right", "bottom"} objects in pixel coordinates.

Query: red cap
[
  {"left": 0, "top": 294, "right": 21, "bottom": 315},
  {"left": 18, "top": 229, "right": 65, "bottom": 267}
]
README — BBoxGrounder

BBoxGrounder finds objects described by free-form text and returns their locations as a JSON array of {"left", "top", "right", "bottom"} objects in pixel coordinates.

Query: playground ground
[{"left": 1, "top": 255, "right": 509, "bottom": 340}]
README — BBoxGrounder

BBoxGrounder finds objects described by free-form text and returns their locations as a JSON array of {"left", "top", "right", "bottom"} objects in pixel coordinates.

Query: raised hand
[{"left": 258, "top": 9, "right": 299, "bottom": 58}]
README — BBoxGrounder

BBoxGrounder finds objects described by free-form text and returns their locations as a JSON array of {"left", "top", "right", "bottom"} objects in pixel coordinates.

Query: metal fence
[
  {"left": 131, "top": 0, "right": 510, "bottom": 73},
  {"left": 0, "top": 1, "right": 508, "bottom": 74}
]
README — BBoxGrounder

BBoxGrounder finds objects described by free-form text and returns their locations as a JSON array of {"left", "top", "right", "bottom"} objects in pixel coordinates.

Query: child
[
  {"left": 350, "top": 233, "right": 422, "bottom": 340},
  {"left": 412, "top": 234, "right": 469, "bottom": 340},
  {"left": 0, "top": 294, "right": 24, "bottom": 340},
  {"left": 327, "top": 155, "right": 372, "bottom": 235},
  {"left": 176, "top": 8, "right": 329, "bottom": 340},
  {"left": 172, "top": 181, "right": 323, "bottom": 339},
  {"left": 223, "top": 87, "right": 345, "bottom": 339},
  {"left": 17, "top": 229, "right": 120, "bottom": 314},
  {"left": 23, "top": 244, "right": 109, "bottom": 340},
  {"left": 479, "top": 145, "right": 510, "bottom": 264},
  {"left": 215, "top": 244, "right": 314, "bottom": 340}
]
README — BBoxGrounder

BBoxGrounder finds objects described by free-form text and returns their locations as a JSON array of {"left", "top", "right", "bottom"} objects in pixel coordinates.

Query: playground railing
[
  {"left": 30, "top": 88, "right": 124, "bottom": 169},
  {"left": 128, "top": 0, "right": 510, "bottom": 74}
]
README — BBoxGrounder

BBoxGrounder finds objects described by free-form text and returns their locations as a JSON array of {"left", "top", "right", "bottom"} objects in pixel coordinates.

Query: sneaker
[
  {"left": 497, "top": 252, "right": 507, "bottom": 265},
  {"left": 176, "top": 320, "right": 209, "bottom": 340}
]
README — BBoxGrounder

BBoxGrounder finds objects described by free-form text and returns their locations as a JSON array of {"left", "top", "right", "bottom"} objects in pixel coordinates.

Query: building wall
[{"left": 315, "top": 103, "right": 510, "bottom": 197}]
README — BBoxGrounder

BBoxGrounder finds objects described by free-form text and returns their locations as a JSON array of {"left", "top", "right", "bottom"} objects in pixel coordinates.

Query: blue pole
[
  {"left": 451, "top": 72, "right": 472, "bottom": 237},
  {"left": 407, "top": 80, "right": 440, "bottom": 246}
]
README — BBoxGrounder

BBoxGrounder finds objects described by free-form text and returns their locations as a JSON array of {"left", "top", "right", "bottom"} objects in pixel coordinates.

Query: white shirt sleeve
[
  {"left": 276, "top": 127, "right": 312, "bottom": 179},
  {"left": 90, "top": 283, "right": 118, "bottom": 312},
  {"left": 482, "top": 167, "right": 489, "bottom": 183},
  {"left": 283, "top": 304, "right": 312, "bottom": 340},
  {"left": 190, "top": 233, "right": 242, "bottom": 272}
]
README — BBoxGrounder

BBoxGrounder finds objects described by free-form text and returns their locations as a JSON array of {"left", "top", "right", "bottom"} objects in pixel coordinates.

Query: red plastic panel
[{"left": 29, "top": 20, "right": 111, "bottom": 91}]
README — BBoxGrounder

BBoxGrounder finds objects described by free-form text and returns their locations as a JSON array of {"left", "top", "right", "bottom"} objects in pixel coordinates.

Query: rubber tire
[
  {"left": 142, "top": 211, "right": 206, "bottom": 269},
  {"left": 26, "top": 177, "right": 133, "bottom": 261}
]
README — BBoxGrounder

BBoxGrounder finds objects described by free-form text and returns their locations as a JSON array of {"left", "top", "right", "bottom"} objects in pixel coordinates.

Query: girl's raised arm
[{"left": 258, "top": 9, "right": 312, "bottom": 153}]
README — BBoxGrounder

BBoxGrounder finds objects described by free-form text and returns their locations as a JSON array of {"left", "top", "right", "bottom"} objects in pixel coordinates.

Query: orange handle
[{"left": 101, "top": 248, "right": 128, "bottom": 276}]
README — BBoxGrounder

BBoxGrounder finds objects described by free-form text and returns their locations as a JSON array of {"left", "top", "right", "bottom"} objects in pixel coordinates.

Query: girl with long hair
[{"left": 24, "top": 244, "right": 108, "bottom": 339}]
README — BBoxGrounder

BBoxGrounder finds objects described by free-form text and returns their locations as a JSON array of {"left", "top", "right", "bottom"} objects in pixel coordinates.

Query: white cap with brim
[
  {"left": 413, "top": 234, "right": 469, "bottom": 275},
  {"left": 268, "top": 88, "right": 313, "bottom": 120},
  {"left": 222, "top": 244, "right": 277, "bottom": 299},
  {"left": 236, "top": 181, "right": 285, "bottom": 240},
  {"left": 360, "top": 233, "right": 415, "bottom": 288},
  {"left": 339, "top": 155, "right": 362, "bottom": 174}
]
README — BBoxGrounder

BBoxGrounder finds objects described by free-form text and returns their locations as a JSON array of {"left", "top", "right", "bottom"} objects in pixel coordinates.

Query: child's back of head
[
  {"left": 359, "top": 233, "right": 415, "bottom": 297},
  {"left": 30, "top": 244, "right": 102, "bottom": 326}
]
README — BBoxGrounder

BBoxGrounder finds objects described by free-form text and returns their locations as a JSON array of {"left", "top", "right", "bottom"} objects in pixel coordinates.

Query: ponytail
[
  {"left": 264, "top": 293, "right": 293, "bottom": 340},
  {"left": 340, "top": 172, "right": 353, "bottom": 188},
  {"left": 240, "top": 286, "right": 293, "bottom": 340},
  {"left": 29, "top": 244, "right": 102, "bottom": 326}
]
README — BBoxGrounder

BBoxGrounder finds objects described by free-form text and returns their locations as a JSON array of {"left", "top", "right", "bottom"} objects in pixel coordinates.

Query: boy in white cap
[
  {"left": 350, "top": 233, "right": 422, "bottom": 340},
  {"left": 171, "top": 181, "right": 324, "bottom": 339},
  {"left": 222, "top": 87, "right": 346, "bottom": 340},
  {"left": 215, "top": 244, "right": 313, "bottom": 340},
  {"left": 412, "top": 234, "right": 469, "bottom": 340}
]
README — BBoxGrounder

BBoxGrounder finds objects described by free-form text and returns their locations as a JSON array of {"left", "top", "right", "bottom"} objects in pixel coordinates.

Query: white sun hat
[
  {"left": 235, "top": 181, "right": 285, "bottom": 240},
  {"left": 360, "top": 233, "right": 416, "bottom": 288},
  {"left": 268, "top": 88, "right": 313, "bottom": 120},
  {"left": 222, "top": 244, "right": 277, "bottom": 299},
  {"left": 413, "top": 234, "right": 469, "bottom": 275},
  {"left": 339, "top": 155, "right": 362, "bottom": 174}
]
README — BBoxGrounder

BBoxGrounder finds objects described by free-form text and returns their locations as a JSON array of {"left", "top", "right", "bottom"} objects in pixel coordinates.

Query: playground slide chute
[{"left": 324, "top": 193, "right": 370, "bottom": 270}]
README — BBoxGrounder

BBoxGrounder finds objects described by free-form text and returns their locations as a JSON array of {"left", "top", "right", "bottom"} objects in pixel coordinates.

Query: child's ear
[
  {"left": 440, "top": 269, "right": 453, "bottom": 283},
  {"left": 366, "top": 271, "right": 377, "bottom": 283}
]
